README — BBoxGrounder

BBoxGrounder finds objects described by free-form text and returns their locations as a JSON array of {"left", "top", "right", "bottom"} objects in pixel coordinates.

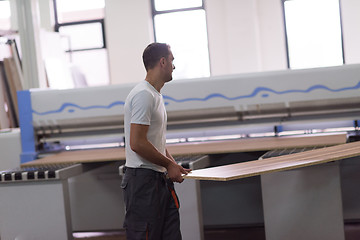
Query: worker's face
[{"left": 165, "top": 50, "right": 175, "bottom": 82}]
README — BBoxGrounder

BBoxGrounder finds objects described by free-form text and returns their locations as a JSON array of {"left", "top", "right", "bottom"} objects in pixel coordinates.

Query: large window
[
  {"left": 53, "top": 0, "right": 109, "bottom": 87},
  {"left": 0, "top": 0, "right": 11, "bottom": 31},
  {"left": 152, "top": 0, "right": 210, "bottom": 79},
  {"left": 0, "top": 0, "right": 12, "bottom": 61},
  {"left": 283, "top": 0, "right": 344, "bottom": 69}
]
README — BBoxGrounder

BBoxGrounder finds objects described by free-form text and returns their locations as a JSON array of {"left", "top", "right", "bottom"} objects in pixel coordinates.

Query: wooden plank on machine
[
  {"left": 183, "top": 141, "right": 360, "bottom": 181},
  {"left": 21, "top": 148, "right": 126, "bottom": 167},
  {"left": 3, "top": 57, "right": 23, "bottom": 126},
  {"left": 21, "top": 133, "right": 347, "bottom": 167},
  {"left": 166, "top": 133, "right": 347, "bottom": 156}
]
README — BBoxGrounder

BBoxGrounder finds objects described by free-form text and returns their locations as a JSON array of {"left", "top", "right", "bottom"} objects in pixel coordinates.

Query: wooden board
[
  {"left": 166, "top": 133, "right": 347, "bottom": 156},
  {"left": 0, "top": 62, "right": 16, "bottom": 128},
  {"left": 0, "top": 63, "right": 10, "bottom": 129},
  {"left": 3, "top": 58, "right": 23, "bottom": 126},
  {"left": 183, "top": 141, "right": 360, "bottom": 181},
  {"left": 22, "top": 148, "right": 126, "bottom": 167},
  {"left": 21, "top": 133, "right": 347, "bottom": 167}
]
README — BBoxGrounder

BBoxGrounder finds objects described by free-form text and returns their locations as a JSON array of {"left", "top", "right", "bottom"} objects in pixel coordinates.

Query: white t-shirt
[{"left": 124, "top": 80, "right": 167, "bottom": 172}]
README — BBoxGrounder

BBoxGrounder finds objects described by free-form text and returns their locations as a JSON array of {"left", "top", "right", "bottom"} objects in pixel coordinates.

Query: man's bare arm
[
  {"left": 166, "top": 149, "right": 176, "bottom": 163},
  {"left": 166, "top": 148, "right": 192, "bottom": 174},
  {"left": 130, "top": 123, "right": 189, "bottom": 182}
]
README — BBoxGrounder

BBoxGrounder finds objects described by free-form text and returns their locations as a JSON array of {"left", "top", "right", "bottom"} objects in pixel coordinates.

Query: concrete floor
[{"left": 74, "top": 222, "right": 360, "bottom": 240}]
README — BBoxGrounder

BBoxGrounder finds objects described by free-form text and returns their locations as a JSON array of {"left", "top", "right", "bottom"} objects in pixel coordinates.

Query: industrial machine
[
  {"left": 1, "top": 64, "right": 360, "bottom": 239},
  {"left": 19, "top": 64, "right": 360, "bottom": 161}
]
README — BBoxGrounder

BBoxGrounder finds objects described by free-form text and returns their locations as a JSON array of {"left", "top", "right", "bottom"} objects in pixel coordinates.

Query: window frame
[
  {"left": 150, "top": 0, "right": 211, "bottom": 78},
  {"left": 151, "top": 0, "right": 205, "bottom": 16},
  {"left": 53, "top": 0, "right": 106, "bottom": 54},
  {"left": 281, "top": 0, "right": 346, "bottom": 69},
  {"left": 151, "top": 0, "right": 206, "bottom": 41}
]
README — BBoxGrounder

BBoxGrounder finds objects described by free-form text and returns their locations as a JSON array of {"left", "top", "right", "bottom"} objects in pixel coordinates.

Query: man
[{"left": 121, "top": 43, "right": 191, "bottom": 240}]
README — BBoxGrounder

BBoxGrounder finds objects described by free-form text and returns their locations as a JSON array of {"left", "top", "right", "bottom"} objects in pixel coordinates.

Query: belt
[{"left": 124, "top": 167, "right": 167, "bottom": 179}]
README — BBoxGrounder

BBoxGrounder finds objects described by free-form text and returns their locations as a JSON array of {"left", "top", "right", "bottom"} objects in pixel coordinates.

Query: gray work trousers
[{"left": 121, "top": 167, "right": 182, "bottom": 240}]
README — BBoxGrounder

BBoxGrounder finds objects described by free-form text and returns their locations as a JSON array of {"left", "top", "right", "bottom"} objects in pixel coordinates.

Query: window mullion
[{"left": 154, "top": 6, "right": 204, "bottom": 15}]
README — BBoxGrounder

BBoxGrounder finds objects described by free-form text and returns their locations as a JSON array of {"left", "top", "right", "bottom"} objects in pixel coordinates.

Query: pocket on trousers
[
  {"left": 121, "top": 174, "right": 129, "bottom": 190},
  {"left": 124, "top": 221, "right": 149, "bottom": 240}
]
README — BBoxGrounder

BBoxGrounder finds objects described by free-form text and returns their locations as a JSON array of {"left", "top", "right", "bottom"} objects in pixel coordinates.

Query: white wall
[
  {"left": 38, "top": 0, "right": 54, "bottom": 32},
  {"left": 206, "top": 0, "right": 287, "bottom": 76},
  {"left": 87, "top": 0, "right": 360, "bottom": 85},
  {"left": 8, "top": 0, "right": 360, "bottom": 87},
  {"left": 105, "top": 0, "right": 154, "bottom": 85},
  {"left": 105, "top": 0, "right": 289, "bottom": 84},
  {"left": 256, "top": 0, "right": 288, "bottom": 71},
  {"left": 206, "top": 0, "right": 262, "bottom": 75},
  {"left": 341, "top": 0, "right": 360, "bottom": 64}
]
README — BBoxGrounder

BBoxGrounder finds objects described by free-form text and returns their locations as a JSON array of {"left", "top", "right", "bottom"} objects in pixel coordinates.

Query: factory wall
[
  {"left": 105, "top": 0, "right": 288, "bottom": 84},
  {"left": 105, "top": 0, "right": 360, "bottom": 85},
  {"left": 206, "top": 0, "right": 288, "bottom": 76},
  {"left": 104, "top": 0, "right": 153, "bottom": 85},
  {"left": 10, "top": 0, "right": 360, "bottom": 86},
  {"left": 341, "top": 0, "right": 360, "bottom": 64}
]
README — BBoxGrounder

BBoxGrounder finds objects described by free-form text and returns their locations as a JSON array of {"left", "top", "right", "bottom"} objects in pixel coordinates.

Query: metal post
[{"left": 14, "top": 0, "right": 47, "bottom": 89}]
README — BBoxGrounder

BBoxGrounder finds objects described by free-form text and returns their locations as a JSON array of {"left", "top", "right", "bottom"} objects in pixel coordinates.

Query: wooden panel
[
  {"left": 21, "top": 148, "right": 126, "bottom": 167},
  {"left": 166, "top": 133, "right": 347, "bottom": 156},
  {"left": 21, "top": 133, "right": 347, "bottom": 167},
  {"left": 3, "top": 57, "right": 23, "bottom": 125},
  {"left": 183, "top": 141, "right": 360, "bottom": 181}
]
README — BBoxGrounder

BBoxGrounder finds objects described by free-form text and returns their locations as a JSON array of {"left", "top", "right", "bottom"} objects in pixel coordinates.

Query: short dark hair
[{"left": 142, "top": 43, "right": 170, "bottom": 71}]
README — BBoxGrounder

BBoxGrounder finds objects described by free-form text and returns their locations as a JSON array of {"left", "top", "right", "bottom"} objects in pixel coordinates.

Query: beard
[{"left": 166, "top": 73, "right": 173, "bottom": 82}]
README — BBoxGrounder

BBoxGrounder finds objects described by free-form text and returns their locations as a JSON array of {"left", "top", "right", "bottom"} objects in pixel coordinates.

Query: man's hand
[{"left": 167, "top": 161, "right": 192, "bottom": 183}]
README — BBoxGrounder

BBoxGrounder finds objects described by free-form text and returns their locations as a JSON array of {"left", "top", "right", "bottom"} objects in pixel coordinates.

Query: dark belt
[{"left": 124, "top": 167, "right": 167, "bottom": 179}]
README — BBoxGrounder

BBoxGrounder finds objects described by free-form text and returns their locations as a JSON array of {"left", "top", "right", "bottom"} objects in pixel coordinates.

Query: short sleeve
[{"left": 130, "top": 90, "right": 153, "bottom": 125}]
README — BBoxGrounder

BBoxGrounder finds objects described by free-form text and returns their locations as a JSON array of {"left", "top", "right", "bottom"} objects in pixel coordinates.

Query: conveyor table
[{"left": 184, "top": 141, "right": 360, "bottom": 240}]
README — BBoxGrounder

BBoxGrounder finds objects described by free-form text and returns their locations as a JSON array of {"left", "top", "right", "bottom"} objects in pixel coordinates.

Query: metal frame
[
  {"left": 52, "top": 0, "right": 106, "bottom": 54},
  {"left": 151, "top": 0, "right": 205, "bottom": 14},
  {"left": 151, "top": 0, "right": 206, "bottom": 42}
]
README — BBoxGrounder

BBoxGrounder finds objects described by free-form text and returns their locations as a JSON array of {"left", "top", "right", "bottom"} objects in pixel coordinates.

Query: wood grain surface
[
  {"left": 21, "top": 133, "right": 347, "bottom": 167},
  {"left": 183, "top": 140, "right": 360, "bottom": 181}
]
